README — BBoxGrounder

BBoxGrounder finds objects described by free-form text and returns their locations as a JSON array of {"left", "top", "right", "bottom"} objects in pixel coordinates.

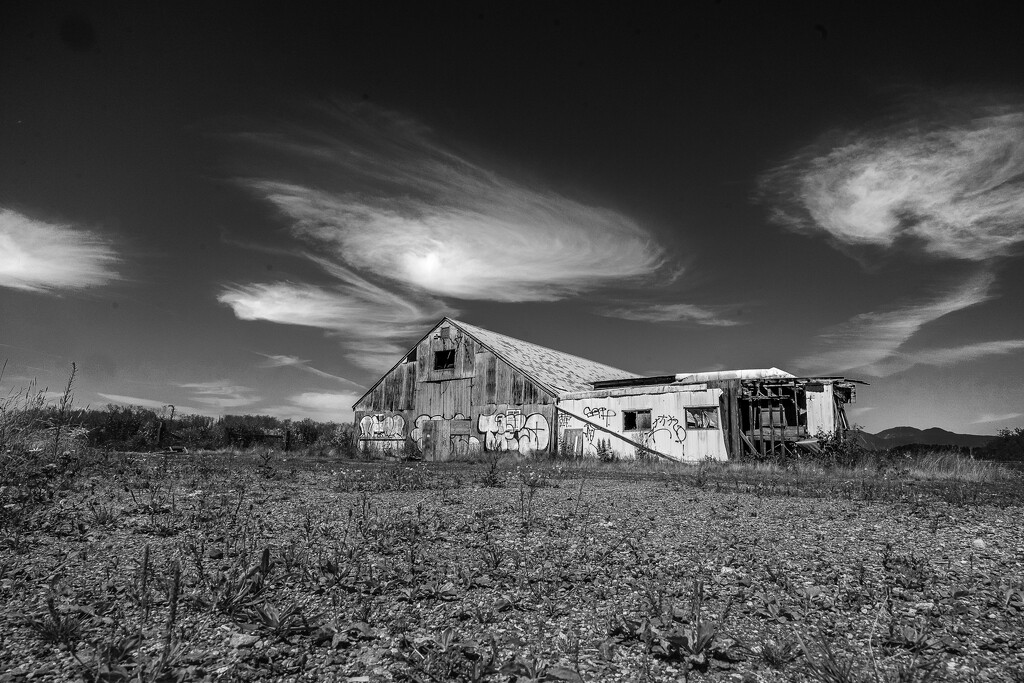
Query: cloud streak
[
  {"left": 599, "top": 302, "right": 743, "bottom": 326},
  {"left": 234, "top": 102, "right": 667, "bottom": 302},
  {"left": 972, "top": 412, "right": 1023, "bottom": 425},
  {"left": 758, "top": 97, "right": 1024, "bottom": 262},
  {"left": 257, "top": 353, "right": 364, "bottom": 388},
  {"left": 218, "top": 262, "right": 448, "bottom": 370},
  {"left": 0, "top": 208, "right": 119, "bottom": 293},
  {"left": 176, "top": 381, "right": 262, "bottom": 409},
  {"left": 796, "top": 272, "right": 995, "bottom": 375}
]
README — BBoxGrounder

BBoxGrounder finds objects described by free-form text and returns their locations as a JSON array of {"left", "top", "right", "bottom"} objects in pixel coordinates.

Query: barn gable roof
[
  {"left": 449, "top": 318, "right": 640, "bottom": 395},
  {"left": 352, "top": 317, "right": 641, "bottom": 409}
]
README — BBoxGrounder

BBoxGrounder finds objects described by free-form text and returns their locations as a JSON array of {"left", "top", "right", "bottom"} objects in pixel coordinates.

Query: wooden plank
[
  {"left": 485, "top": 354, "right": 497, "bottom": 402},
  {"left": 728, "top": 381, "right": 742, "bottom": 459},
  {"left": 512, "top": 373, "right": 524, "bottom": 404}
]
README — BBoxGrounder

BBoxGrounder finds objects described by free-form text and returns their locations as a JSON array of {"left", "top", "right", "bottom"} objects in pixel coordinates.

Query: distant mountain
[{"left": 860, "top": 427, "right": 995, "bottom": 450}]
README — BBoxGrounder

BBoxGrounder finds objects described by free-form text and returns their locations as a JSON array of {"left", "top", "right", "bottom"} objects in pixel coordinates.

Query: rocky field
[{"left": 2, "top": 453, "right": 1023, "bottom": 682}]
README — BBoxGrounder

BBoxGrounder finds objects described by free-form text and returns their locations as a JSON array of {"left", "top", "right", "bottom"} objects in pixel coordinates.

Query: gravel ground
[{"left": 2, "top": 454, "right": 1023, "bottom": 682}]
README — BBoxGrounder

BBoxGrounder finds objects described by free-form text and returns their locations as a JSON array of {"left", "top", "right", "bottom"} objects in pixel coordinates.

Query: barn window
[
  {"left": 404, "top": 348, "right": 417, "bottom": 363},
  {"left": 622, "top": 409, "right": 651, "bottom": 431},
  {"left": 433, "top": 349, "right": 456, "bottom": 370},
  {"left": 686, "top": 407, "right": 719, "bottom": 429}
]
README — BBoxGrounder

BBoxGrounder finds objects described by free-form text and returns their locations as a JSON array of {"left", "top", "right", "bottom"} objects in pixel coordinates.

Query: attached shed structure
[{"left": 352, "top": 318, "right": 864, "bottom": 462}]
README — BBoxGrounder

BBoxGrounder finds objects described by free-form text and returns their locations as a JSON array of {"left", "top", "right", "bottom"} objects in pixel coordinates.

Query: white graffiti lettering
[
  {"left": 477, "top": 411, "right": 550, "bottom": 455},
  {"left": 359, "top": 413, "right": 406, "bottom": 439}
]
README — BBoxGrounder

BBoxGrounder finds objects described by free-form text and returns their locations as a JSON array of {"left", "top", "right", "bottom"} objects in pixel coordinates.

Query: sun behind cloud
[{"left": 233, "top": 101, "right": 668, "bottom": 302}]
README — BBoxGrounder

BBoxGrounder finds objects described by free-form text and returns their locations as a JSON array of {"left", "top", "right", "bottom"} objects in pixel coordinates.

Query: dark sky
[{"left": 2, "top": 3, "right": 1024, "bottom": 431}]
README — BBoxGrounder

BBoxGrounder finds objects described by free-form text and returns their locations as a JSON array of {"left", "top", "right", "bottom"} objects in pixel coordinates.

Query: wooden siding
[{"left": 354, "top": 320, "right": 556, "bottom": 461}]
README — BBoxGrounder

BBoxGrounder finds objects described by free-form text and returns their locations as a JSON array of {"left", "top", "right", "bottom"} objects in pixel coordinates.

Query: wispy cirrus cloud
[
  {"left": 0, "top": 208, "right": 119, "bottom": 292},
  {"left": 261, "top": 391, "right": 361, "bottom": 423},
  {"left": 232, "top": 102, "right": 668, "bottom": 302},
  {"left": 176, "top": 380, "right": 262, "bottom": 409},
  {"left": 971, "top": 412, "right": 1023, "bottom": 425},
  {"left": 599, "top": 302, "right": 743, "bottom": 326},
  {"left": 758, "top": 96, "right": 1024, "bottom": 262},
  {"left": 796, "top": 272, "right": 995, "bottom": 375},
  {"left": 218, "top": 260, "right": 449, "bottom": 370},
  {"left": 899, "top": 339, "right": 1024, "bottom": 367},
  {"left": 257, "top": 353, "right": 364, "bottom": 388}
]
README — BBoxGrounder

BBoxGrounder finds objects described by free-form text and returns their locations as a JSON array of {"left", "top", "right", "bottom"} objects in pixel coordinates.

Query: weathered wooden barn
[{"left": 352, "top": 318, "right": 863, "bottom": 461}]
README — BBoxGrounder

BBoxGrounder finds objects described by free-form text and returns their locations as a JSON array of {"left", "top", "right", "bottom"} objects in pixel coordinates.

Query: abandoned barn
[{"left": 352, "top": 318, "right": 862, "bottom": 461}]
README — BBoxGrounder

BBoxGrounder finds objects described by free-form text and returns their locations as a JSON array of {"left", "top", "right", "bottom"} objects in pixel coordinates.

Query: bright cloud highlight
[
  {"left": 0, "top": 208, "right": 119, "bottom": 292},
  {"left": 235, "top": 102, "right": 667, "bottom": 302},
  {"left": 759, "top": 99, "right": 1024, "bottom": 261}
]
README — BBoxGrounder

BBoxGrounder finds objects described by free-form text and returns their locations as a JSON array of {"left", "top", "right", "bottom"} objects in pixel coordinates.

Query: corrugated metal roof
[{"left": 449, "top": 318, "right": 640, "bottom": 395}]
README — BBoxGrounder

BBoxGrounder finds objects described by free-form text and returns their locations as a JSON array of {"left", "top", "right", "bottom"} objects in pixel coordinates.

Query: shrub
[
  {"left": 977, "top": 427, "right": 1024, "bottom": 462},
  {"left": 811, "top": 428, "right": 871, "bottom": 468}
]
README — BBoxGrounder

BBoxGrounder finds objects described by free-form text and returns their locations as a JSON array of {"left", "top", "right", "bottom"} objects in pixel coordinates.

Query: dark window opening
[
  {"left": 686, "top": 407, "right": 720, "bottom": 429},
  {"left": 405, "top": 348, "right": 417, "bottom": 363},
  {"left": 623, "top": 409, "right": 651, "bottom": 431},
  {"left": 433, "top": 349, "right": 456, "bottom": 370}
]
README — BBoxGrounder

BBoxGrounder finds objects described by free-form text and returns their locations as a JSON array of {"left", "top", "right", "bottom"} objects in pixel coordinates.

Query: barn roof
[{"left": 449, "top": 318, "right": 640, "bottom": 395}]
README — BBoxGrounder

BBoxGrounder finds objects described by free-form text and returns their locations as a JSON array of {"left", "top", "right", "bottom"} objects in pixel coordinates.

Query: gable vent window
[
  {"left": 433, "top": 349, "right": 456, "bottom": 370},
  {"left": 404, "top": 348, "right": 417, "bottom": 364},
  {"left": 622, "top": 409, "right": 651, "bottom": 431}
]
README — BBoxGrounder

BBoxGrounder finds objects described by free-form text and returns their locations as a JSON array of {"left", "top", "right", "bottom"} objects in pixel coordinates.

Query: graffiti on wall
[
  {"left": 449, "top": 434, "right": 481, "bottom": 458},
  {"left": 410, "top": 413, "right": 481, "bottom": 459},
  {"left": 359, "top": 414, "right": 407, "bottom": 440},
  {"left": 358, "top": 413, "right": 408, "bottom": 458},
  {"left": 582, "top": 406, "right": 617, "bottom": 427},
  {"left": 638, "top": 415, "right": 686, "bottom": 452},
  {"left": 477, "top": 409, "right": 550, "bottom": 455},
  {"left": 411, "top": 413, "right": 458, "bottom": 451}
]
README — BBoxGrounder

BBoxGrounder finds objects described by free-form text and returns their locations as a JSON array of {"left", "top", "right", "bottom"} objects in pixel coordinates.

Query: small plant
[
  {"left": 595, "top": 438, "right": 617, "bottom": 462},
  {"left": 24, "top": 593, "right": 82, "bottom": 649},
  {"left": 759, "top": 635, "right": 802, "bottom": 669},
  {"left": 480, "top": 456, "right": 503, "bottom": 487}
]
